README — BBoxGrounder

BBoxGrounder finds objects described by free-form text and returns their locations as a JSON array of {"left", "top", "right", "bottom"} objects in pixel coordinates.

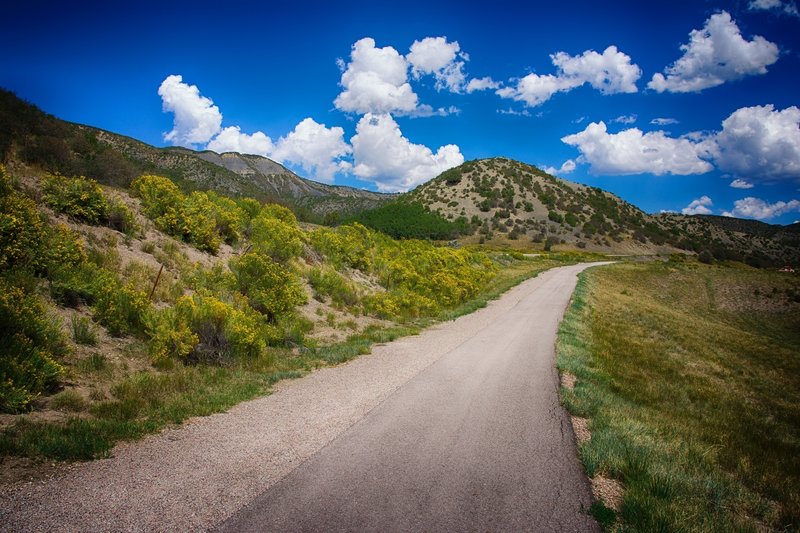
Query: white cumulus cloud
[
  {"left": 497, "top": 45, "right": 641, "bottom": 107},
  {"left": 271, "top": 118, "right": 352, "bottom": 183},
  {"left": 543, "top": 159, "right": 577, "bottom": 176},
  {"left": 648, "top": 11, "right": 779, "bottom": 93},
  {"left": 350, "top": 113, "right": 464, "bottom": 192},
  {"left": 710, "top": 105, "right": 800, "bottom": 180},
  {"left": 334, "top": 37, "right": 419, "bottom": 115},
  {"left": 730, "top": 178, "right": 754, "bottom": 189},
  {"left": 466, "top": 76, "right": 501, "bottom": 93},
  {"left": 681, "top": 195, "right": 714, "bottom": 215},
  {"left": 561, "top": 121, "right": 714, "bottom": 176},
  {"left": 158, "top": 75, "right": 223, "bottom": 147},
  {"left": 407, "top": 36, "right": 467, "bottom": 93},
  {"left": 722, "top": 197, "right": 800, "bottom": 219},
  {"left": 206, "top": 126, "right": 274, "bottom": 156}
]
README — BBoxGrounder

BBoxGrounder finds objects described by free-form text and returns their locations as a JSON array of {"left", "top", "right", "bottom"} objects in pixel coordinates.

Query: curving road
[
  {"left": 218, "top": 263, "right": 603, "bottom": 532},
  {"left": 1, "top": 262, "right": 604, "bottom": 532}
]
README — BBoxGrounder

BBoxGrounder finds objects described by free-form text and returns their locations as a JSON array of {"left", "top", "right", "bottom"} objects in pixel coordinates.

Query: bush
[
  {"left": 0, "top": 278, "right": 67, "bottom": 413},
  {"left": 146, "top": 292, "right": 266, "bottom": 365},
  {"left": 250, "top": 211, "right": 304, "bottom": 263},
  {"left": 71, "top": 315, "right": 98, "bottom": 345},
  {"left": 698, "top": 249, "right": 714, "bottom": 265},
  {"left": 0, "top": 192, "right": 49, "bottom": 272},
  {"left": 106, "top": 196, "right": 139, "bottom": 236},
  {"left": 307, "top": 267, "right": 360, "bottom": 308},
  {"left": 229, "top": 253, "right": 306, "bottom": 321},
  {"left": 42, "top": 174, "right": 109, "bottom": 224},
  {"left": 93, "top": 277, "right": 150, "bottom": 337}
]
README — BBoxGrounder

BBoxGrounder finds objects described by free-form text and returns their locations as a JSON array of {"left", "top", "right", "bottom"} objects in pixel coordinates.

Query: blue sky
[{"left": 2, "top": 0, "right": 799, "bottom": 223}]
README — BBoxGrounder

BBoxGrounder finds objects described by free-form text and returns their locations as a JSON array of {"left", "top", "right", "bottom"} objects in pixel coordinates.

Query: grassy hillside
[
  {"left": 407, "top": 158, "right": 800, "bottom": 265},
  {"left": 0, "top": 163, "right": 579, "bottom": 470},
  {"left": 557, "top": 261, "right": 800, "bottom": 531},
  {"left": 0, "top": 89, "right": 390, "bottom": 220}
]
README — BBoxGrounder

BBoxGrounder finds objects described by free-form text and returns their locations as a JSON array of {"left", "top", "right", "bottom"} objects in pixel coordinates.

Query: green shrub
[
  {"left": 106, "top": 196, "right": 139, "bottom": 236},
  {"left": 50, "top": 389, "right": 88, "bottom": 412},
  {"left": 0, "top": 278, "right": 67, "bottom": 413},
  {"left": 229, "top": 253, "right": 306, "bottom": 321},
  {"left": 71, "top": 315, "right": 98, "bottom": 345},
  {"left": 42, "top": 174, "right": 109, "bottom": 224},
  {"left": 307, "top": 267, "right": 360, "bottom": 308}
]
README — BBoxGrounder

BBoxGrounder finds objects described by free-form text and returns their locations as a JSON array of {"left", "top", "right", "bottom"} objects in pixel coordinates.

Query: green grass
[
  {"left": 557, "top": 261, "right": 800, "bottom": 531},
  {"left": 71, "top": 315, "right": 98, "bottom": 346}
]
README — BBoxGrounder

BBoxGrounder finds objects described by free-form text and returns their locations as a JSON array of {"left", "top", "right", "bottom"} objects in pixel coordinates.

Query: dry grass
[{"left": 557, "top": 260, "right": 800, "bottom": 531}]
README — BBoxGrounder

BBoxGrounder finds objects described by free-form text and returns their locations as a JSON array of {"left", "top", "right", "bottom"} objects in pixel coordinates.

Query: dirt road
[{"left": 1, "top": 263, "right": 605, "bottom": 532}]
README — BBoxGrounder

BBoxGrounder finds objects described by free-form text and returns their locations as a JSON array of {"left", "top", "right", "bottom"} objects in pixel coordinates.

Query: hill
[
  {"left": 0, "top": 89, "right": 389, "bottom": 219},
  {"left": 402, "top": 158, "right": 800, "bottom": 265}
]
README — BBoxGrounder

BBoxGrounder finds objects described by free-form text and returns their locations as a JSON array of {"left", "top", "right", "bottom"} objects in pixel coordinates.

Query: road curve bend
[{"left": 218, "top": 262, "right": 606, "bottom": 532}]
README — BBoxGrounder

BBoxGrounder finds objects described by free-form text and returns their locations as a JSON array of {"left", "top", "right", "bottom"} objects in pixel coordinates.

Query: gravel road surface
[{"left": 1, "top": 263, "right": 605, "bottom": 532}]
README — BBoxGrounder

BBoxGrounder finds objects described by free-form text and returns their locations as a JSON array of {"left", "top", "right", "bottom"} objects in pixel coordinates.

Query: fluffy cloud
[
  {"left": 651, "top": 118, "right": 679, "bottom": 126},
  {"left": 681, "top": 195, "right": 714, "bottom": 215},
  {"left": 749, "top": 0, "right": 799, "bottom": 16},
  {"left": 206, "top": 126, "right": 273, "bottom": 156},
  {"left": 722, "top": 197, "right": 800, "bottom": 219},
  {"left": 730, "top": 178, "right": 754, "bottom": 189},
  {"left": 350, "top": 113, "right": 464, "bottom": 192},
  {"left": 648, "top": 11, "right": 779, "bottom": 93},
  {"left": 158, "top": 75, "right": 223, "bottom": 147},
  {"left": 271, "top": 118, "right": 352, "bottom": 182},
  {"left": 543, "top": 159, "right": 576, "bottom": 176},
  {"left": 561, "top": 121, "right": 714, "bottom": 175},
  {"left": 612, "top": 114, "right": 637, "bottom": 124},
  {"left": 711, "top": 105, "right": 800, "bottom": 180},
  {"left": 407, "top": 37, "right": 467, "bottom": 93},
  {"left": 497, "top": 46, "right": 641, "bottom": 107},
  {"left": 334, "top": 37, "right": 419, "bottom": 115},
  {"left": 466, "top": 76, "right": 501, "bottom": 93}
]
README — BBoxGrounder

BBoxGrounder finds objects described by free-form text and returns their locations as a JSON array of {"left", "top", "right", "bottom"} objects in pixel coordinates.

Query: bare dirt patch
[
  {"left": 571, "top": 416, "right": 591, "bottom": 445},
  {"left": 561, "top": 371, "right": 577, "bottom": 390},
  {"left": 591, "top": 474, "right": 624, "bottom": 511}
]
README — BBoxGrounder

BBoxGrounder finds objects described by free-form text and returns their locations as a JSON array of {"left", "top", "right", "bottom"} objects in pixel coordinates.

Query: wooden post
[{"left": 149, "top": 264, "right": 164, "bottom": 301}]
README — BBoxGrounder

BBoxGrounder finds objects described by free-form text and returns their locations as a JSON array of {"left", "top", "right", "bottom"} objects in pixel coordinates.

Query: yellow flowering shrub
[
  {"left": 147, "top": 291, "right": 266, "bottom": 364},
  {"left": 0, "top": 278, "right": 67, "bottom": 413},
  {"left": 182, "top": 192, "right": 221, "bottom": 253},
  {"left": 42, "top": 173, "right": 109, "bottom": 224},
  {"left": 229, "top": 252, "right": 306, "bottom": 321},
  {"left": 250, "top": 212, "right": 304, "bottom": 263},
  {"left": 0, "top": 192, "right": 48, "bottom": 272},
  {"left": 93, "top": 278, "right": 151, "bottom": 337}
]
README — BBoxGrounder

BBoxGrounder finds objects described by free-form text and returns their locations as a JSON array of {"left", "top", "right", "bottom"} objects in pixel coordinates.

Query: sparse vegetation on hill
[
  {"left": 410, "top": 158, "right": 800, "bottom": 265},
  {"left": 557, "top": 261, "right": 800, "bottom": 531}
]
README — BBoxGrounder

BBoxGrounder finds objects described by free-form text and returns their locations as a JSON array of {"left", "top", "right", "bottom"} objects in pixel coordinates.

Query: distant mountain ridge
[{"left": 0, "top": 88, "right": 390, "bottom": 219}]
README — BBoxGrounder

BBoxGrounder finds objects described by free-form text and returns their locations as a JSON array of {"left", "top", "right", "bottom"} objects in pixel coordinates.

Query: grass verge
[{"left": 556, "top": 261, "right": 800, "bottom": 531}]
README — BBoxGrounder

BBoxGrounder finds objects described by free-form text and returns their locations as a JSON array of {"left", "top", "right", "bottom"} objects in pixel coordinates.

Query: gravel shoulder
[{"left": 0, "top": 263, "right": 605, "bottom": 532}]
